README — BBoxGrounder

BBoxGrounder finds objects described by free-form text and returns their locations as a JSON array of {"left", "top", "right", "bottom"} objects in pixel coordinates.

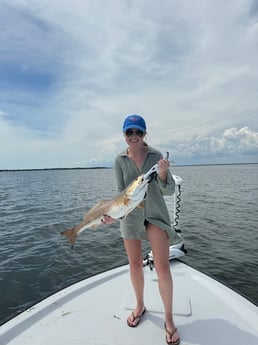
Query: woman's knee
[
  {"left": 124, "top": 239, "right": 142, "bottom": 269},
  {"left": 129, "top": 258, "right": 143, "bottom": 271},
  {"left": 154, "top": 259, "right": 171, "bottom": 276}
]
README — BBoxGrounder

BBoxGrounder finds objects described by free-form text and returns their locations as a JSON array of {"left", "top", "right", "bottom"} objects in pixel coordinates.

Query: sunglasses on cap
[{"left": 125, "top": 129, "right": 144, "bottom": 137}]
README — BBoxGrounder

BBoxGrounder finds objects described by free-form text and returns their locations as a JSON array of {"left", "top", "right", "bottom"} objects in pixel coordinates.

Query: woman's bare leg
[
  {"left": 124, "top": 239, "right": 145, "bottom": 325},
  {"left": 147, "top": 224, "right": 180, "bottom": 343}
]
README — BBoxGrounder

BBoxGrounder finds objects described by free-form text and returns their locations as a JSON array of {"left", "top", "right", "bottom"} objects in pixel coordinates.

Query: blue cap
[{"left": 122, "top": 114, "right": 146, "bottom": 132}]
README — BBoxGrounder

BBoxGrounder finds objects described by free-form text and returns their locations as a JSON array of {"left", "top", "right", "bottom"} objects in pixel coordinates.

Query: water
[{"left": 0, "top": 164, "right": 257, "bottom": 325}]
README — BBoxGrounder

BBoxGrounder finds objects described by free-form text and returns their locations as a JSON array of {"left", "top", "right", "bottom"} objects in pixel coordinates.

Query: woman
[{"left": 105, "top": 114, "right": 180, "bottom": 345}]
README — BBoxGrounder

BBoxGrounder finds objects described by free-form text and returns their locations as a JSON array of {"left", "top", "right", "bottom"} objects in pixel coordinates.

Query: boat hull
[{"left": 0, "top": 260, "right": 258, "bottom": 345}]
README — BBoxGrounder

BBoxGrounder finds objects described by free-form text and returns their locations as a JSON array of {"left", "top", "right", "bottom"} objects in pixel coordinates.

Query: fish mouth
[
  {"left": 143, "top": 164, "right": 159, "bottom": 182},
  {"left": 144, "top": 172, "right": 157, "bottom": 184},
  {"left": 139, "top": 172, "right": 156, "bottom": 186}
]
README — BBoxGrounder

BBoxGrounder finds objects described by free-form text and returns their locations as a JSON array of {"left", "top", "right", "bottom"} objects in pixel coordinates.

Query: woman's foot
[
  {"left": 127, "top": 306, "right": 146, "bottom": 327},
  {"left": 164, "top": 321, "right": 180, "bottom": 345}
]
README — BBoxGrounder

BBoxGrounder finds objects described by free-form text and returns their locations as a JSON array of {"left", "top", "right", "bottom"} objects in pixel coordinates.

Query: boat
[{"left": 1, "top": 175, "right": 258, "bottom": 345}]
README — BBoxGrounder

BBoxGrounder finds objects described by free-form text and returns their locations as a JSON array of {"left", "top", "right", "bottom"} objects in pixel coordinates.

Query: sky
[{"left": 0, "top": 0, "right": 258, "bottom": 169}]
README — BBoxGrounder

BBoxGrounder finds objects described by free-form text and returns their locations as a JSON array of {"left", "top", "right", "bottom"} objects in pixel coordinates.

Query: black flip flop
[
  {"left": 127, "top": 307, "right": 146, "bottom": 327},
  {"left": 164, "top": 322, "right": 180, "bottom": 345}
]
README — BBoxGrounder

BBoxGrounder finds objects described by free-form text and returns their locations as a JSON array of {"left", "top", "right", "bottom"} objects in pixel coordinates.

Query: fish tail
[{"left": 61, "top": 226, "right": 77, "bottom": 250}]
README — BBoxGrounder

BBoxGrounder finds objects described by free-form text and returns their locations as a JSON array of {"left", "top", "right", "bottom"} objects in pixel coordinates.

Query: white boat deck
[{"left": 1, "top": 260, "right": 258, "bottom": 345}]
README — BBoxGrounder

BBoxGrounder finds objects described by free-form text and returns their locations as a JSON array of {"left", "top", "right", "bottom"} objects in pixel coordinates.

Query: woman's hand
[
  {"left": 158, "top": 158, "right": 170, "bottom": 181},
  {"left": 101, "top": 214, "right": 116, "bottom": 225}
]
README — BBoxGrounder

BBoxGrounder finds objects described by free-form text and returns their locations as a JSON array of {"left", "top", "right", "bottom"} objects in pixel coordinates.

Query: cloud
[
  {"left": 0, "top": 110, "right": 8, "bottom": 117},
  {"left": 0, "top": 0, "right": 257, "bottom": 169},
  {"left": 165, "top": 127, "right": 258, "bottom": 165},
  {"left": 223, "top": 127, "right": 258, "bottom": 153}
]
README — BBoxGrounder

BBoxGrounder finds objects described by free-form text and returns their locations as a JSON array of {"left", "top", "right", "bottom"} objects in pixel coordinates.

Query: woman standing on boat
[{"left": 105, "top": 114, "right": 180, "bottom": 345}]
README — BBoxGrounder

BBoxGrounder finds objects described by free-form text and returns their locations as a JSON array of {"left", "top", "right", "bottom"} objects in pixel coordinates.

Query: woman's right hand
[{"left": 101, "top": 214, "right": 116, "bottom": 225}]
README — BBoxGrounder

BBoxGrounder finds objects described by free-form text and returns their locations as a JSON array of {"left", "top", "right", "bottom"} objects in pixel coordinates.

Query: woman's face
[{"left": 124, "top": 128, "right": 146, "bottom": 147}]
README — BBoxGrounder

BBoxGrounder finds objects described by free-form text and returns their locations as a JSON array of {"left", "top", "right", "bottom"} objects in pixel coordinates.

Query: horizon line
[{"left": 1, "top": 162, "right": 257, "bottom": 172}]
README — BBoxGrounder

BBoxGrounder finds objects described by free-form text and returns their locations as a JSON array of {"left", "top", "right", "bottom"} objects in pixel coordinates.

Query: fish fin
[
  {"left": 137, "top": 201, "right": 145, "bottom": 209},
  {"left": 61, "top": 226, "right": 77, "bottom": 250}
]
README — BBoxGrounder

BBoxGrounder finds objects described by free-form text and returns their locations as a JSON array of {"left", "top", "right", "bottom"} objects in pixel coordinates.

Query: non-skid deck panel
[{"left": 122, "top": 289, "right": 192, "bottom": 316}]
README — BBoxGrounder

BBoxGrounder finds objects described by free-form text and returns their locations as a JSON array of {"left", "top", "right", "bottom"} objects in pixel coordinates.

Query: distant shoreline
[
  {"left": 0, "top": 167, "right": 111, "bottom": 172},
  {"left": 0, "top": 162, "right": 257, "bottom": 172}
]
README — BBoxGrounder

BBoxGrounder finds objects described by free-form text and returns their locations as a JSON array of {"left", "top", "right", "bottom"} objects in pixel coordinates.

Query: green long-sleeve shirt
[{"left": 114, "top": 146, "right": 178, "bottom": 240}]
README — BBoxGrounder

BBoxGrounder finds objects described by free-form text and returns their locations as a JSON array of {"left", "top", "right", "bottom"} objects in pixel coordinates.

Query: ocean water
[{"left": 0, "top": 164, "right": 257, "bottom": 325}]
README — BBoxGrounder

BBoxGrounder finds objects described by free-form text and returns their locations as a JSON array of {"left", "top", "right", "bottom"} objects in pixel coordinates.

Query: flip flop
[
  {"left": 127, "top": 307, "right": 146, "bottom": 327},
  {"left": 164, "top": 322, "right": 180, "bottom": 345}
]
